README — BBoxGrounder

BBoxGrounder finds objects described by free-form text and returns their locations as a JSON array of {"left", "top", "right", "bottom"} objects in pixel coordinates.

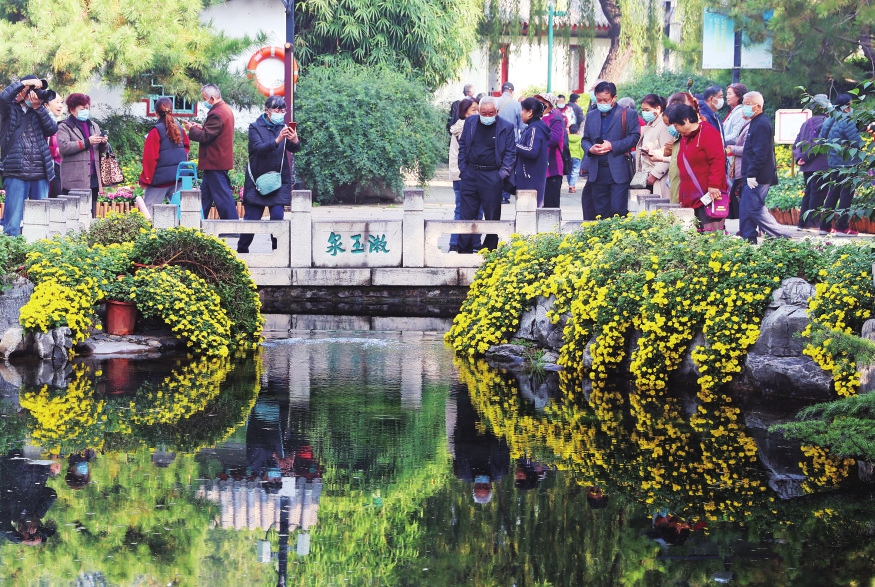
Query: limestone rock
[
  {"left": 516, "top": 296, "right": 563, "bottom": 349},
  {"left": 33, "top": 332, "right": 55, "bottom": 359},
  {"left": 0, "top": 327, "right": 32, "bottom": 359},
  {"left": 0, "top": 277, "right": 33, "bottom": 334},
  {"left": 744, "top": 410, "right": 809, "bottom": 500},
  {"left": 53, "top": 327, "right": 73, "bottom": 351},
  {"left": 750, "top": 305, "right": 810, "bottom": 357},
  {"left": 484, "top": 344, "right": 527, "bottom": 365},
  {"left": 768, "top": 277, "right": 816, "bottom": 309},
  {"left": 741, "top": 354, "right": 833, "bottom": 402}
]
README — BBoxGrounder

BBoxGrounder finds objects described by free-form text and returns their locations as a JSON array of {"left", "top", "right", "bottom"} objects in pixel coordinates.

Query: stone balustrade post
[
  {"left": 68, "top": 189, "right": 92, "bottom": 227},
  {"left": 514, "top": 189, "right": 538, "bottom": 235},
  {"left": 47, "top": 198, "right": 66, "bottom": 237},
  {"left": 402, "top": 188, "right": 424, "bottom": 268},
  {"left": 179, "top": 189, "right": 202, "bottom": 228},
  {"left": 152, "top": 204, "right": 179, "bottom": 229},
  {"left": 21, "top": 200, "right": 49, "bottom": 242},
  {"left": 58, "top": 195, "right": 81, "bottom": 232},
  {"left": 536, "top": 208, "right": 562, "bottom": 233},
  {"left": 289, "top": 190, "right": 312, "bottom": 267}
]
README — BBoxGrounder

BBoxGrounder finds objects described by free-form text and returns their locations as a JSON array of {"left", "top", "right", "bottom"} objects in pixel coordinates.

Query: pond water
[{"left": 1, "top": 332, "right": 875, "bottom": 586}]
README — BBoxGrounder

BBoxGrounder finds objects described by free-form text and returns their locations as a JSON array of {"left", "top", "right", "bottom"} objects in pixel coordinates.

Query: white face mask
[{"left": 714, "top": 98, "right": 725, "bottom": 110}]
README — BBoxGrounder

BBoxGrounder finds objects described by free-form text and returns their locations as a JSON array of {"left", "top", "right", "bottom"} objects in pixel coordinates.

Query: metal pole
[
  {"left": 277, "top": 495, "right": 291, "bottom": 587},
  {"left": 547, "top": 1, "right": 554, "bottom": 93},
  {"left": 283, "top": 0, "right": 295, "bottom": 122},
  {"left": 732, "top": 29, "right": 742, "bottom": 84}
]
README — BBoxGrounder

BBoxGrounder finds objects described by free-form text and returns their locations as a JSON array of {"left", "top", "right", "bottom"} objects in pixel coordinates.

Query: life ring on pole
[{"left": 246, "top": 46, "right": 299, "bottom": 97}]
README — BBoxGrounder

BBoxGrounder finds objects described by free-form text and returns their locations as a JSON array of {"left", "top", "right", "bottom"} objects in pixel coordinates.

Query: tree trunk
[
  {"left": 860, "top": 26, "right": 875, "bottom": 75},
  {"left": 597, "top": 0, "right": 633, "bottom": 80}
]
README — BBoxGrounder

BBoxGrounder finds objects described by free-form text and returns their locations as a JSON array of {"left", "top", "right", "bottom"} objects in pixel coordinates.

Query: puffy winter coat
[
  {"left": 242, "top": 115, "right": 301, "bottom": 207},
  {"left": 0, "top": 82, "right": 57, "bottom": 181}
]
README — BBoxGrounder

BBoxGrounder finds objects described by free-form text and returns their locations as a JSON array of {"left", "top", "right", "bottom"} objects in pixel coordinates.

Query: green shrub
[
  {"left": 617, "top": 71, "right": 728, "bottom": 103},
  {"left": 85, "top": 211, "right": 152, "bottom": 246},
  {"left": 765, "top": 173, "right": 805, "bottom": 211},
  {"left": 295, "top": 64, "right": 445, "bottom": 203},
  {"left": 130, "top": 226, "right": 263, "bottom": 345},
  {"left": 0, "top": 235, "right": 28, "bottom": 277}
]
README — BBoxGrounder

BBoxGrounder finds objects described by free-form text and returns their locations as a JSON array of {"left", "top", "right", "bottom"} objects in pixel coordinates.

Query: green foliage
[
  {"left": 295, "top": 0, "right": 480, "bottom": 90},
  {"left": 85, "top": 210, "right": 151, "bottom": 247},
  {"left": 765, "top": 172, "right": 805, "bottom": 211},
  {"left": 0, "top": 234, "right": 28, "bottom": 278},
  {"left": 0, "top": 0, "right": 261, "bottom": 107},
  {"left": 617, "top": 70, "right": 727, "bottom": 103},
  {"left": 295, "top": 64, "right": 445, "bottom": 203},
  {"left": 131, "top": 227, "right": 264, "bottom": 345}
]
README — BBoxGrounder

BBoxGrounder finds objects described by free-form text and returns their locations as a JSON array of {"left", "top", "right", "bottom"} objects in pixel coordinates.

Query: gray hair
[
  {"left": 743, "top": 91, "right": 764, "bottom": 107},
  {"left": 201, "top": 84, "right": 221, "bottom": 100},
  {"left": 479, "top": 96, "right": 497, "bottom": 109},
  {"left": 463, "top": 83, "right": 474, "bottom": 96},
  {"left": 617, "top": 97, "right": 635, "bottom": 109}
]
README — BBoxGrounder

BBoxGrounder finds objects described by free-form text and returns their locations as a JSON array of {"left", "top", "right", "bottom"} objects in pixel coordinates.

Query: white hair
[
  {"left": 201, "top": 84, "right": 222, "bottom": 100},
  {"left": 743, "top": 91, "right": 764, "bottom": 107},
  {"left": 479, "top": 96, "right": 498, "bottom": 109}
]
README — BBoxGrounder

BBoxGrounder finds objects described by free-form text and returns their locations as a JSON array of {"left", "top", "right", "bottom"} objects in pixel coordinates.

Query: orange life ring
[{"left": 246, "top": 46, "right": 299, "bottom": 97}]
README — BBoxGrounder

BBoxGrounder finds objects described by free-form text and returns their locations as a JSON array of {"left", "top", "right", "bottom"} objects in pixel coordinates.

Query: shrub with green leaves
[
  {"left": 617, "top": 71, "right": 727, "bottom": 103},
  {"left": 0, "top": 235, "right": 28, "bottom": 279},
  {"left": 86, "top": 210, "right": 152, "bottom": 246},
  {"left": 295, "top": 64, "right": 445, "bottom": 203}
]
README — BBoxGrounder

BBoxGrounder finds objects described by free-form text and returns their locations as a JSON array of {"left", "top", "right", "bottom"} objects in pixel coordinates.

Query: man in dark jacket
[
  {"left": 792, "top": 94, "right": 830, "bottom": 230},
  {"left": 0, "top": 451, "right": 60, "bottom": 545},
  {"left": 0, "top": 76, "right": 58, "bottom": 237},
  {"left": 738, "top": 91, "right": 790, "bottom": 243},
  {"left": 580, "top": 81, "right": 641, "bottom": 219},
  {"left": 457, "top": 97, "right": 516, "bottom": 253},
  {"left": 699, "top": 85, "right": 725, "bottom": 143},
  {"left": 818, "top": 93, "right": 864, "bottom": 236},
  {"left": 183, "top": 84, "right": 237, "bottom": 219},
  {"left": 568, "top": 93, "right": 585, "bottom": 133}
]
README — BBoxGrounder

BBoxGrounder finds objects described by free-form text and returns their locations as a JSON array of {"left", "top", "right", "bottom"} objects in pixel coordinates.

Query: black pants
[
  {"left": 200, "top": 169, "right": 237, "bottom": 219},
  {"left": 543, "top": 175, "right": 563, "bottom": 208},
  {"left": 458, "top": 168, "right": 502, "bottom": 254},
  {"left": 580, "top": 181, "right": 596, "bottom": 220},
  {"left": 800, "top": 170, "right": 829, "bottom": 228},
  {"left": 589, "top": 165, "right": 630, "bottom": 219},
  {"left": 820, "top": 170, "right": 853, "bottom": 232},
  {"left": 237, "top": 203, "right": 283, "bottom": 252}
]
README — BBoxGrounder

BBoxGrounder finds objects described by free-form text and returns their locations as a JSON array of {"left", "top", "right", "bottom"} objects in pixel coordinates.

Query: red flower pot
[{"left": 106, "top": 300, "right": 137, "bottom": 336}]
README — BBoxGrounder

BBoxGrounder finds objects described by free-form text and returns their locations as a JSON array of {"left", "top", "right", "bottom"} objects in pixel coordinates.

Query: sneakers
[
  {"left": 568, "top": 187, "right": 576, "bottom": 193},
  {"left": 501, "top": 197, "right": 511, "bottom": 204},
  {"left": 817, "top": 229, "right": 829, "bottom": 235},
  {"left": 830, "top": 228, "right": 859, "bottom": 236}
]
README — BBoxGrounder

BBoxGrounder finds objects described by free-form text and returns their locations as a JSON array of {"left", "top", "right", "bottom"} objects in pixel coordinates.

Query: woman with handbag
[
  {"left": 634, "top": 94, "right": 672, "bottom": 198},
  {"left": 237, "top": 96, "right": 300, "bottom": 254},
  {"left": 667, "top": 103, "right": 728, "bottom": 233},
  {"left": 57, "top": 93, "right": 106, "bottom": 217},
  {"left": 139, "top": 97, "right": 190, "bottom": 216}
]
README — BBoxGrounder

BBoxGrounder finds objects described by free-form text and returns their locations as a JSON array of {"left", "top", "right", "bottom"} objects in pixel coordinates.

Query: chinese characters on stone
[{"left": 326, "top": 232, "right": 391, "bottom": 256}]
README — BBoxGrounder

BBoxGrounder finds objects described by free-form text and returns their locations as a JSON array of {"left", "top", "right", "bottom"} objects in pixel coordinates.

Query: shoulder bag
[
  {"left": 620, "top": 107, "right": 636, "bottom": 178},
  {"left": 680, "top": 151, "right": 729, "bottom": 220},
  {"left": 100, "top": 142, "right": 125, "bottom": 187},
  {"left": 248, "top": 138, "right": 286, "bottom": 195}
]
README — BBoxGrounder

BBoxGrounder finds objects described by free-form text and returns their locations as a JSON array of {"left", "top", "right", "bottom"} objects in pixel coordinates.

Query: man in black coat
[
  {"left": 738, "top": 91, "right": 790, "bottom": 243},
  {"left": 457, "top": 96, "right": 516, "bottom": 253},
  {"left": 0, "top": 451, "right": 60, "bottom": 545}
]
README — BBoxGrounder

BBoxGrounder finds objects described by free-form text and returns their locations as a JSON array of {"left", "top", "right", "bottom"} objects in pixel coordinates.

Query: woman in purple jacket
[
  {"left": 792, "top": 95, "right": 830, "bottom": 230},
  {"left": 535, "top": 93, "right": 566, "bottom": 208},
  {"left": 515, "top": 97, "right": 551, "bottom": 206}
]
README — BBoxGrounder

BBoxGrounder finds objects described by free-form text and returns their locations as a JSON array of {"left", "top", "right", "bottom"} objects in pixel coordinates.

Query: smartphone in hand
[
  {"left": 700, "top": 193, "right": 713, "bottom": 206},
  {"left": 287, "top": 122, "right": 297, "bottom": 131},
  {"left": 100, "top": 130, "right": 108, "bottom": 137},
  {"left": 594, "top": 138, "right": 604, "bottom": 145}
]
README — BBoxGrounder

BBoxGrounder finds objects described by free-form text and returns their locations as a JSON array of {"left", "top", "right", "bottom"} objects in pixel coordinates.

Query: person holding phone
[
  {"left": 139, "top": 97, "right": 190, "bottom": 216},
  {"left": 635, "top": 94, "right": 672, "bottom": 198},
  {"left": 236, "top": 96, "right": 300, "bottom": 254},
  {"left": 56, "top": 93, "right": 106, "bottom": 217}
]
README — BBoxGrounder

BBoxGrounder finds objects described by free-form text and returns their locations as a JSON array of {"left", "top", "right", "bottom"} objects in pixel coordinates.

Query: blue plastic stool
[{"left": 169, "top": 162, "right": 200, "bottom": 219}]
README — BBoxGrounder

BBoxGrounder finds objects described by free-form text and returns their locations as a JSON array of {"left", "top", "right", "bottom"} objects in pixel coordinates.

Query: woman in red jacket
[
  {"left": 667, "top": 103, "right": 727, "bottom": 233},
  {"left": 139, "top": 97, "right": 190, "bottom": 216}
]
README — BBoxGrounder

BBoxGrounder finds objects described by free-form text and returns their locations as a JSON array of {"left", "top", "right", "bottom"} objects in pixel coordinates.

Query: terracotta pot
[
  {"left": 790, "top": 209, "right": 800, "bottom": 225},
  {"left": 106, "top": 300, "right": 137, "bottom": 336}
]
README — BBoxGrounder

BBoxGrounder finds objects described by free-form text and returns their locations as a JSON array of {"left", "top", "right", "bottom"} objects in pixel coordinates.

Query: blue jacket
[
  {"left": 243, "top": 115, "right": 301, "bottom": 207},
  {"left": 792, "top": 115, "right": 829, "bottom": 173},
  {"left": 580, "top": 106, "right": 641, "bottom": 183},
  {"left": 515, "top": 120, "right": 550, "bottom": 200},
  {"left": 0, "top": 82, "right": 57, "bottom": 181},
  {"left": 458, "top": 115, "right": 516, "bottom": 178},
  {"left": 740, "top": 113, "right": 779, "bottom": 185},
  {"left": 819, "top": 113, "right": 863, "bottom": 168}
]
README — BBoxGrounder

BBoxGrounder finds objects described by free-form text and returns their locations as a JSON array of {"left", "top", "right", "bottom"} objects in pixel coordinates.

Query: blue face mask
[
  {"left": 596, "top": 102, "right": 613, "bottom": 113},
  {"left": 474, "top": 475, "right": 490, "bottom": 484},
  {"left": 590, "top": 91, "right": 597, "bottom": 104},
  {"left": 742, "top": 105, "right": 755, "bottom": 118},
  {"left": 268, "top": 112, "right": 285, "bottom": 125},
  {"left": 667, "top": 125, "right": 680, "bottom": 139},
  {"left": 75, "top": 109, "right": 90, "bottom": 122},
  {"left": 75, "top": 462, "right": 89, "bottom": 476},
  {"left": 266, "top": 467, "right": 282, "bottom": 479},
  {"left": 479, "top": 115, "right": 496, "bottom": 126},
  {"left": 641, "top": 110, "right": 657, "bottom": 123},
  {"left": 201, "top": 100, "right": 213, "bottom": 111}
]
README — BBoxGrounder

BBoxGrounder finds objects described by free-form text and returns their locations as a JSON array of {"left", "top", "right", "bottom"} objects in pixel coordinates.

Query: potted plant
[{"left": 103, "top": 274, "right": 137, "bottom": 336}]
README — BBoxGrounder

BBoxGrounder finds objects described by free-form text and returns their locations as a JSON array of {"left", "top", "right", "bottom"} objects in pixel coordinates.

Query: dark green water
[{"left": 1, "top": 332, "right": 874, "bottom": 586}]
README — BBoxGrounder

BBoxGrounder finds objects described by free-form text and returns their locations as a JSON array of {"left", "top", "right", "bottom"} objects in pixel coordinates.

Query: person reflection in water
[
  {"left": 0, "top": 451, "right": 61, "bottom": 545},
  {"left": 514, "top": 456, "right": 549, "bottom": 491},
  {"left": 648, "top": 512, "right": 707, "bottom": 546},
  {"left": 65, "top": 449, "right": 96, "bottom": 490},
  {"left": 586, "top": 485, "right": 609, "bottom": 509},
  {"left": 448, "top": 383, "right": 510, "bottom": 504}
]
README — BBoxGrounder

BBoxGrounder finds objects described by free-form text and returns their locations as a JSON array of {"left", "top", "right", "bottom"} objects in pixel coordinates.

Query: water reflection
[{"left": 1, "top": 333, "right": 875, "bottom": 585}]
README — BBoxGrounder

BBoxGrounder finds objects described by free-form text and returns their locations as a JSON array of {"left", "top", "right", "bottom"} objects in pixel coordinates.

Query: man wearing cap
[
  {"left": 457, "top": 96, "right": 516, "bottom": 254},
  {"left": 0, "top": 76, "right": 57, "bottom": 237},
  {"left": 580, "top": 81, "right": 640, "bottom": 219}
]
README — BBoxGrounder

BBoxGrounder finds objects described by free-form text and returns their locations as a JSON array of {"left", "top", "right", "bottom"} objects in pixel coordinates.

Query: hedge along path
[{"left": 446, "top": 212, "right": 874, "bottom": 399}]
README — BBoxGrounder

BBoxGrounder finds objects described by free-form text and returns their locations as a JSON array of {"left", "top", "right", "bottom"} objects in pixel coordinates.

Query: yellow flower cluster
[
  {"left": 803, "top": 251, "right": 875, "bottom": 396},
  {"left": 19, "top": 281, "right": 95, "bottom": 344},
  {"left": 132, "top": 266, "right": 231, "bottom": 356},
  {"left": 798, "top": 445, "right": 855, "bottom": 493}
]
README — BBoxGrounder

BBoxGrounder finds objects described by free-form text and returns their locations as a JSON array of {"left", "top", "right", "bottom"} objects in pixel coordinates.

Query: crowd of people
[
  {"left": 447, "top": 78, "right": 869, "bottom": 247},
  {"left": 0, "top": 77, "right": 301, "bottom": 239}
]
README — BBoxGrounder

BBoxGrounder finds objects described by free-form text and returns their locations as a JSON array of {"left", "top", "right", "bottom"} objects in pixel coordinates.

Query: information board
[{"left": 775, "top": 109, "right": 811, "bottom": 145}]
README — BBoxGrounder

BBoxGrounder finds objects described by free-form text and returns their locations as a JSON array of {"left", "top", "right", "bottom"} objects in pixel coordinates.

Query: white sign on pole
[
  {"left": 702, "top": 9, "right": 773, "bottom": 70},
  {"left": 775, "top": 109, "right": 811, "bottom": 145}
]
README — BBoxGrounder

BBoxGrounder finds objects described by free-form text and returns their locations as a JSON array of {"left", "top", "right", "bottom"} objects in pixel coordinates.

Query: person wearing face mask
[
  {"left": 698, "top": 85, "right": 725, "bottom": 143},
  {"left": 555, "top": 94, "right": 576, "bottom": 127},
  {"left": 817, "top": 93, "right": 863, "bottom": 236},
  {"left": 579, "top": 81, "right": 641, "bottom": 219},
  {"left": 534, "top": 92, "right": 567, "bottom": 207},
  {"left": 568, "top": 93, "right": 585, "bottom": 134},
  {"left": 57, "top": 93, "right": 107, "bottom": 217},
  {"left": 448, "top": 98, "right": 481, "bottom": 252},
  {"left": 182, "top": 84, "right": 237, "bottom": 219},
  {"left": 46, "top": 94, "right": 64, "bottom": 198},
  {"left": 515, "top": 97, "right": 551, "bottom": 205},
  {"left": 237, "top": 96, "right": 301, "bottom": 254},
  {"left": 738, "top": 91, "right": 790, "bottom": 243},
  {"left": 139, "top": 97, "right": 191, "bottom": 216},
  {"left": 722, "top": 83, "right": 748, "bottom": 145},
  {"left": 0, "top": 75, "right": 58, "bottom": 236},
  {"left": 635, "top": 94, "right": 672, "bottom": 198},
  {"left": 456, "top": 96, "right": 516, "bottom": 253}
]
